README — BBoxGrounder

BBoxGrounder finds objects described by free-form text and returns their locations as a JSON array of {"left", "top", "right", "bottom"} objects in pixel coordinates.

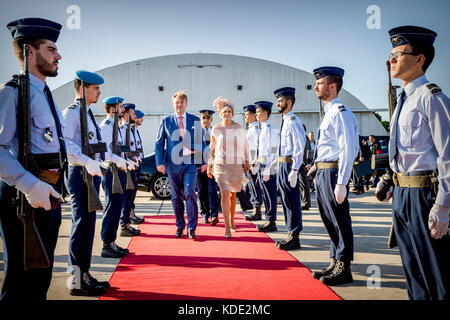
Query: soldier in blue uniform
[
  {"left": 241, "top": 104, "right": 263, "bottom": 220},
  {"left": 377, "top": 26, "right": 449, "bottom": 300},
  {"left": 274, "top": 87, "right": 305, "bottom": 250},
  {"left": 254, "top": 101, "right": 279, "bottom": 233},
  {"left": 129, "top": 109, "right": 145, "bottom": 224},
  {"left": 63, "top": 71, "right": 116, "bottom": 296},
  {"left": 99, "top": 97, "right": 131, "bottom": 257},
  {"left": 0, "top": 17, "right": 65, "bottom": 300},
  {"left": 119, "top": 104, "right": 140, "bottom": 236},
  {"left": 309, "top": 66, "right": 359, "bottom": 285},
  {"left": 197, "top": 109, "right": 220, "bottom": 224}
]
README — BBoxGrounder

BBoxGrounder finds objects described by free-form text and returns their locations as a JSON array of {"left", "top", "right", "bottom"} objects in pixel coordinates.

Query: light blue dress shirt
[
  {"left": 279, "top": 111, "right": 306, "bottom": 171},
  {"left": 0, "top": 72, "right": 64, "bottom": 193},
  {"left": 315, "top": 97, "right": 359, "bottom": 185},
  {"left": 389, "top": 74, "right": 450, "bottom": 207}
]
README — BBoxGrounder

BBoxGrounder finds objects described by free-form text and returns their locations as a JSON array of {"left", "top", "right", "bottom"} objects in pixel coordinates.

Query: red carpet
[{"left": 99, "top": 213, "right": 341, "bottom": 300}]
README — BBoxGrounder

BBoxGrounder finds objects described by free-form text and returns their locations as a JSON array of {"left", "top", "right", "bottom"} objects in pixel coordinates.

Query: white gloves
[
  {"left": 334, "top": 184, "right": 347, "bottom": 204},
  {"left": 127, "top": 159, "right": 138, "bottom": 171},
  {"left": 288, "top": 170, "right": 298, "bottom": 188},
  {"left": 26, "top": 180, "right": 61, "bottom": 211},
  {"left": 307, "top": 165, "right": 316, "bottom": 179},
  {"left": 111, "top": 154, "right": 127, "bottom": 171},
  {"left": 375, "top": 180, "right": 393, "bottom": 202},
  {"left": 85, "top": 158, "right": 103, "bottom": 177},
  {"left": 428, "top": 204, "right": 449, "bottom": 239}
]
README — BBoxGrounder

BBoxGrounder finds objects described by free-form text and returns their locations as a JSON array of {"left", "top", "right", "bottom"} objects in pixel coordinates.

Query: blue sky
[{"left": 1, "top": 0, "right": 449, "bottom": 120}]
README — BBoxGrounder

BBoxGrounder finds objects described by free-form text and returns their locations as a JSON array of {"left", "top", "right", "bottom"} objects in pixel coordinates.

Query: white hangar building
[{"left": 53, "top": 53, "right": 387, "bottom": 155}]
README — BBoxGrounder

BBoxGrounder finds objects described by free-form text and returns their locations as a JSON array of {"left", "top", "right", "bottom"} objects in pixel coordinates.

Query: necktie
[
  {"left": 278, "top": 117, "right": 284, "bottom": 156},
  {"left": 388, "top": 90, "right": 406, "bottom": 171},
  {"left": 44, "top": 85, "right": 67, "bottom": 165},
  {"left": 178, "top": 116, "right": 185, "bottom": 139},
  {"left": 203, "top": 128, "right": 210, "bottom": 146},
  {"left": 87, "top": 108, "right": 105, "bottom": 161}
]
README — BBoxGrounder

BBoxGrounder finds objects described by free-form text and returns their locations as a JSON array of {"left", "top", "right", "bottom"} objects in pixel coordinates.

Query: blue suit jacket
[{"left": 155, "top": 112, "right": 206, "bottom": 173}]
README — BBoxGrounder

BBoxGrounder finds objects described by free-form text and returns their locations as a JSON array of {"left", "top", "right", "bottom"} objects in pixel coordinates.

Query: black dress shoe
[
  {"left": 87, "top": 272, "right": 110, "bottom": 289},
  {"left": 130, "top": 209, "right": 145, "bottom": 224},
  {"left": 202, "top": 216, "right": 210, "bottom": 224},
  {"left": 301, "top": 206, "right": 310, "bottom": 211},
  {"left": 120, "top": 224, "right": 141, "bottom": 237},
  {"left": 175, "top": 228, "right": 183, "bottom": 238},
  {"left": 257, "top": 221, "right": 277, "bottom": 232},
  {"left": 319, "top": 261, "right": 353, "bottom": 285},
  {"left": 210, "top": 217, "right": 219, "bottom": 226},
  {"left": 188, "top": 229, "right": 196, "bottom": 240},
  {"left": 276, "top": 232, "right": 301, "bottom": 251},
  {"left": 245, "top": 213, "right": 262, "bottom": 221},
  {"left": 69, "top": 273, "right": 107, "bottom": 296},
  {"left": 101, "top": 242, "right": 128, "bottom": 258},
  {"left": 312, "top": 259, "right": 337, "bottom": 279}
]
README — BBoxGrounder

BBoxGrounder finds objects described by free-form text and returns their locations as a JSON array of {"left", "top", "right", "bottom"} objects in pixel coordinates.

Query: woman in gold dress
[{"left": 207, "top": 97, "right": 250, "bottom": 238}]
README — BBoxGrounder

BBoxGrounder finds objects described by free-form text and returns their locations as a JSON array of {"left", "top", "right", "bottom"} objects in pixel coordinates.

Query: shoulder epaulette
[
  {"left": 290, "top": 115, "right": 296, "bottom": 120},
  {"left": 5, "top": 76, "right": 19, "bottom": 89},
  {"left": 425, "top": 83, "right": 442, "bottom": 95},
  {"left": 68, "top": 103, "right": 77, "bottom": 110},
  {"left": 338, "top": 105, "right": 346, "bottom": 112},
  {"left": 105, "top": 120, "right": 111, "bottom": 125}
]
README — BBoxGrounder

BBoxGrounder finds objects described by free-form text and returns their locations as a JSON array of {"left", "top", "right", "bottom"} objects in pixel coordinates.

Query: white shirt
[
  {"left": 279, "top": 111, "right": 306, "bottom": 171},
  {"left": 246, "top": 121, "right": 259, "bottom": 162},
  {"left": 315, "top": 97, "right": 359, "bottom": 185},
  {"left": 257, "top": 120, "right": 279, "bottom": 176}
]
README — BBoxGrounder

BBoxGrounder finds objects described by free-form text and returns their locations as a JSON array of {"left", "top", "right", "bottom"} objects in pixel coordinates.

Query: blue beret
[
  {"left": 313, "top": 66, "right": 345, "bottom": 80},
  {"left": 274, "top": 87, "right": 295, "bottom": 99},
  {"left": 123, "top": 103, "right": 135, "bottom": 111},
  {"left": 199, "top": 109, "right": 215, "bottom": 116},
  {"left": 243, "top": 104, "right": 256, "bottom": 113},
  {"left": 388, "top": 25, "right": 437, "bottom": 48},
  {"left": 102, "top": 96, "right": 124, "bottom": 104},
  {"left": 134, "top": 110, "right": 144, "bottom": 119},
  {"left": 7, "top": 17, "right": 62, "bottom": 42},
  {"left": 254, "top": 101, "right": 273, "bottom": 110},
  {"left": 75, "top": 70, "right": 104, "bottom": 85}
]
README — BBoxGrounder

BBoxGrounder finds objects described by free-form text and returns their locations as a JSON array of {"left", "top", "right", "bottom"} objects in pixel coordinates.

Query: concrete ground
[{"left": 0, "top": 188, "right": 408, "bottom": 300}]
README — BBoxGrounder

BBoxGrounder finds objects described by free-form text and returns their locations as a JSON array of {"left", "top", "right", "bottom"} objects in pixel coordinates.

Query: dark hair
[
  {"left": 104, "top": 104, "right": 116, "bottom": 114},
  {"left": 285, "top": 95, "right": 296, "bottom": 107},
  {"left": 12, "top": 37, "right": 46, "bottom": 67},
  {"left": 411, "top": 44, "right": 435, "bottom": 73},
  {"left": 326, "top": 75, "right": 343, "bottom": 94}
]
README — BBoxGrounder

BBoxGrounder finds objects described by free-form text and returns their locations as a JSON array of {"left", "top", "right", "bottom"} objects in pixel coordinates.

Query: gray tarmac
[{"left": 0, "top": 188, "right": 408, "bottom": 300}]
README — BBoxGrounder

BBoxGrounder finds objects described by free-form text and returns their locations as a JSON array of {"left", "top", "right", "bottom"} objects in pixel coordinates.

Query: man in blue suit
[{"left": 155, "top": 91, "right": 206, "bottom": 239}]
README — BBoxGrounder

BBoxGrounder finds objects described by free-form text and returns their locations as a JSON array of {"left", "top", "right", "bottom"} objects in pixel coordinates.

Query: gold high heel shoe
[{"left": 225, "top": 232, "right": 232, "bottom": 238}]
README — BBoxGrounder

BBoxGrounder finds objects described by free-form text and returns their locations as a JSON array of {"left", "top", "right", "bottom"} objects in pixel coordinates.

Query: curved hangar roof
[
  {"left": 53, "top": 53, "right": 387, "bottom": 153},
  {"left": 54, "top": 52, "right": 375, "bottom": 114}
]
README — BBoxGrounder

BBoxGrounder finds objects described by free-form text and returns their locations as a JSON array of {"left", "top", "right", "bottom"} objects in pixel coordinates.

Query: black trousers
[{"left": 0, "top": 180, "right": 61, "bottom": 300}]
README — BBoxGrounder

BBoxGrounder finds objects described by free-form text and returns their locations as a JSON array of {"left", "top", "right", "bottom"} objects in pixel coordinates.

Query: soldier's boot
[
  {"left": 319, "top": 260, "right": 353, "bottom": 286},
  {"left": 130, "top": 208, "right": 145, "bottom": 224},
  {"left": 276, "top": 231, "right": 301, "bottom": 250},
  {"left": 312, "top": 259, "right": 337, "bottom": 279},
  {"left": 245, "top": 207, "right": 262, "bottom": 221},
  {"left": 256, "top": 221, "right": 277, "bottom": 232}
]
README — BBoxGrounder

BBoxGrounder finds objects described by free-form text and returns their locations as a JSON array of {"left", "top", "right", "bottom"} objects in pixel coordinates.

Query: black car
[{"left": 138, "top": 152, "right": 172, "bottom": 200}]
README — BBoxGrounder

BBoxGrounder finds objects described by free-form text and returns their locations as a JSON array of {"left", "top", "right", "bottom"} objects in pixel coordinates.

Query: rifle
[
  {"left": 110, "top": 100, "right": 125, "bottom": 194},
  {"left": 123, "top": 119, "right": 138, "bottom": 190},
  {"left": 79, "top": 81, "right": 107, "bottom": 212},
  {"left": 16, "top": 44, "right": 61, "bottom": 269},
  {"left": 372, "top": 60, "right": 401, "bottom": 249}
]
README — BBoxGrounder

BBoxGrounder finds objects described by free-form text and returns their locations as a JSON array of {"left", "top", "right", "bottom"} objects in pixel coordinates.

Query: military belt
[
  {"left": 393, "top": 172, "right": 432, "bottom": 188},
  {"left": 314, "top": 161, "right": 338, "bottom": 170},
  {"left": 278, "top": 156, "right": 292, "bottom": 163},
  {"left": 257, "top": 157, "right": 267, "bottom": 163},
  {"left": 38, "top": 169, "right": 60, "bottom": 185}
]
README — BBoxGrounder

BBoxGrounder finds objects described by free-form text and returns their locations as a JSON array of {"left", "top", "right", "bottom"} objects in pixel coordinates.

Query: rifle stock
[{"left": 79, "top": 81, "right": 105, "bottom": 211}]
